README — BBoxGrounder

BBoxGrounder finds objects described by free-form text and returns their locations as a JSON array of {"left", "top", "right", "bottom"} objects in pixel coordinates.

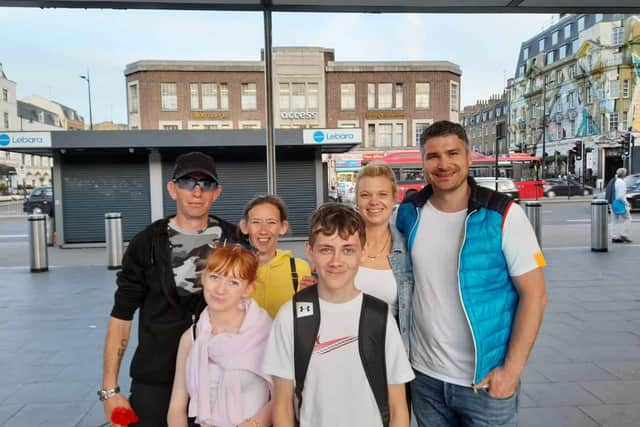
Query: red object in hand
[{"left": 111, "top": 407, "right": 139, "bottom": 426}]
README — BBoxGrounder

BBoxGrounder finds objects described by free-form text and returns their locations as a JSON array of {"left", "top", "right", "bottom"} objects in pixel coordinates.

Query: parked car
[
  {"left": 593, "top": 176, "right": 640, "bottom": 212},
  {"left": 542, "top": 178, "right": 593, "bottom": 197},
  {"left": 474, "top": 177, "right": 520, "bottom": 201},
  {"left": 23, "top": 186, "right": 53, "bottom": 215}
]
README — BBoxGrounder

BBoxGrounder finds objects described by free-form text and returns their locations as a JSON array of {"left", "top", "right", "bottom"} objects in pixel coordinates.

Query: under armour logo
[{"left": 296, "top": 302, "right": 314, "bottom": 318}]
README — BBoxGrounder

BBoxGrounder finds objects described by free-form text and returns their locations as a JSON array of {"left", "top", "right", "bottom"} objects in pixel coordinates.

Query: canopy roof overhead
[{"left": 1, "top": 0, "right": 639, "bottom": 13}]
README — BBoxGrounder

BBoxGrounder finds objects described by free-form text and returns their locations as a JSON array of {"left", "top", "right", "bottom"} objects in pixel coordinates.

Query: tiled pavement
[{"left": 1, "top": 244, "right": 639, "bottom": 426}]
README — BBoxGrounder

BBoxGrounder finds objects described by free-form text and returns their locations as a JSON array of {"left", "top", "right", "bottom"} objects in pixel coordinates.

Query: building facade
[
  {"left": 461, "top": 93, "right": 508, "bottom": 155},
  {"left": 21, "top": 96, "right": 85, "bottom": 131},
  {"left": 509, "top": 14, "right": 640, "bottom": 181},
  {"left": 125, "top": 47, "right": 461, "bottom": 154}
]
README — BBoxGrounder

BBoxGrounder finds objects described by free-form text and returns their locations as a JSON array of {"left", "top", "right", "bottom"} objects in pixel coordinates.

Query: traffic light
[
  {"left": 573, "top": 140, "right": 583, "bottom": 161},
  {"left": 621, "top": 132, "right": 631, "bottom": 156}
]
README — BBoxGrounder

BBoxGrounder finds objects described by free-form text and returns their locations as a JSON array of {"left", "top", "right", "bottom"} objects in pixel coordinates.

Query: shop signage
[
  {"left": 192, "top": 111, "right": 230, "bottom": 120},
  {"left": 281, "top": 111, "right": 318, "bottom": 120},
  {"left": 0, "top": 132, "right": 52, "bottom": 148},
  {"left": 365, "top": 111, "right": 405, "bottom": 119},
  {"left": 303, "top": 129, "right": 362, "bottom": 145}
]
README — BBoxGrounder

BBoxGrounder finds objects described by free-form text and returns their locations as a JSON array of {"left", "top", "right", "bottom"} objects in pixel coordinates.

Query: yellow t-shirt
[{"left": 252, "top": 250, "right": 311, "bottom": 318}]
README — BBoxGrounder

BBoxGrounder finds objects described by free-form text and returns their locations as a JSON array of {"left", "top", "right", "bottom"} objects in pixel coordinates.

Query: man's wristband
[
  {"left": 97, "top": 386, "right": 120, "bottom": 401},
  {"left": 246, "top": 418, "right": 260, "bottom": 427}
]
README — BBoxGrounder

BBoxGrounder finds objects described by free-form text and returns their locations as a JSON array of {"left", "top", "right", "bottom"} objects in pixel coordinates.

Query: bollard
[
  {"left": 525, "top": 201, "right": 542, "bottom": 246},
  {"left": 105, "top": 212, "right": 123, "bottom": 270},
  {"left": 591, "top": 199, "right": 608, "bottom": 252},
  {"left": 28, "top": 214, "right": 49, "bottom": 272}
]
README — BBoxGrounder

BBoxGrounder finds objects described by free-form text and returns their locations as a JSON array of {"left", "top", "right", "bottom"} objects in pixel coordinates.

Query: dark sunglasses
[{"left": 173, "top": 177, "right": 217, "bottom": 191}]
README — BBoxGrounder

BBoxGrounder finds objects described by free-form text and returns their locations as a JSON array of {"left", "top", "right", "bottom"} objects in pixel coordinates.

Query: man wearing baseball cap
[{"left": 99, "top": 152, "right": 243, "bottom": 427}]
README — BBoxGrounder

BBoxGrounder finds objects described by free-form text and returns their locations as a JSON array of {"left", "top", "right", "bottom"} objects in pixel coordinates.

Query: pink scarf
[{"left": 186, "top": 299, "right": 273, "bottom": 427}]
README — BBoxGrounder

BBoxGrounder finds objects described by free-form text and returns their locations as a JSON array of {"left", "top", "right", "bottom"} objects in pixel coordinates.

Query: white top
[
  {"left": 410, "top": 201, "right": 543, "bottom": 387},
  {"left": 263, "top": 293, "right": 414, "bottom": 427},
  {"left": 355, "top": 266, "right": 398, "bottom": 317},
  {"left": 615, "top": 177, "right": 627, "bottom": 201},
  {"left": 201, "top": 365, "right": 270, "bottom": 426}
]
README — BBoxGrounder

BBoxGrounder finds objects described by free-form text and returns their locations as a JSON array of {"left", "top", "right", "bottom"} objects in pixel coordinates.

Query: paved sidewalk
[{"left": 0, "top": 245, "right": 639, "bottom": 426}]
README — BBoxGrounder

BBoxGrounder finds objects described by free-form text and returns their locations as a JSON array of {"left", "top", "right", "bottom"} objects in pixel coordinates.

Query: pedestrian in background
[
  {"left": 611, "top": 167, "right": 632, "bottom": 243},
  {"left": 99, "top": 152, "right": 243, "bottom": 427}
]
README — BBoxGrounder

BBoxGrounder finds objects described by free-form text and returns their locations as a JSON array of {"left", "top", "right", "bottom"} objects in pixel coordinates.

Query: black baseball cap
[{"left": 172, "top": 152, "right": 219, "bottom": 183}]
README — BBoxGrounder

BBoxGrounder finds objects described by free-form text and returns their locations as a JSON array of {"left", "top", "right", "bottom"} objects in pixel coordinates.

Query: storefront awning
[{"left": 0, "top": 164, "right": 17, "bottom": 176}]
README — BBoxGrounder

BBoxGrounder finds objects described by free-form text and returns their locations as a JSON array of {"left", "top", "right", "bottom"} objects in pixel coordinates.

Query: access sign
[{"left": 0, "top": 132, "right": 52, "bottom": 148}]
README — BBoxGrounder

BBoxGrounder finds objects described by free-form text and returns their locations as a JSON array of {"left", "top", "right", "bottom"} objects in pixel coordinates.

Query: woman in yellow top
[{"left": 240, "top": 195, "right": 312, "bottom": 318}]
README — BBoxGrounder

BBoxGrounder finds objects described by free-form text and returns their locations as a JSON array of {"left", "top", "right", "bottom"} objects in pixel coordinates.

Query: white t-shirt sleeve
[
  {"left": 262, "top": 301, "right": 294, "bottom": 380},
  {"left": 501, "top": 202, "right": 545, "bottom": 277},
  {"left": 384, "top": 313, "right": 415, "bottom": 385}
]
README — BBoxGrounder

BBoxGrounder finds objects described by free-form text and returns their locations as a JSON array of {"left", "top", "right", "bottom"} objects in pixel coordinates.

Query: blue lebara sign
[
  {"left": 303, "top": 129, "right": 362, "bottom": 145},
  {"left": 0, "top": 132, "right": 52, "bottom": 148}
]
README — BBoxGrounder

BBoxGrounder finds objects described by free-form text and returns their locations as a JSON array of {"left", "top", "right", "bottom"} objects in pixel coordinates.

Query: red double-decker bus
[{"left": 375, "top": 150, "right": 543, "bottom": 202}]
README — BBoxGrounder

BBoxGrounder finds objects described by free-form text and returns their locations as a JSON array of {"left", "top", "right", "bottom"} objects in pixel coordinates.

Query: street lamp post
[
  {"left": 79, "top": 71, "right": 93, "bottom": 130},
  {"left": 540, "top": 76, "right": 554, "bottom": 179}
]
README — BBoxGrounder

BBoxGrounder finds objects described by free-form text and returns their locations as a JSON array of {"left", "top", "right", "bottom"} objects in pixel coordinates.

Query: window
[
  {"left": 623, "top": 111, "right": 628, "bottom": 129},
  {"left": 2, "top": 88, "right": 7, "bottom": 101},
  {"left": 128, "top": 83, "right": 139, "bottom": 114},
  {"left": 546, "top": 51, "right": 554, "bottom": 65},
  {"left": 202, "top": 83, "right": 218, "bottom": 110},
  {"left": 307, "top": 83, "right": 319, "bottom": 110},
  {"left": 378, "top": 123, "right": 393, "bottom": 147},
  {"left": 552, "top": 31, "right": 559, "bottom": 45},
  {"left": 570, "top": 120, "right": 576, "bottom": 137},
  {"left": 291, "top": 83, "right": 305, "bottom": 110},
  {"left": 3, "top": 112, "right": 8, "bottom": 129},
  {"left": 586, "top": 86, "right": 592, "bottom": 104},
  {"left": 623, "top": 79, "right": 630, "bottom": 97},
  {"left": 496, "top": 107, "right": 502, "bottom": 118},
  {"left": 538, "top": 38, "right": 545, "bottom": 51},
  {"left": 340, "top": 83, "right": 355, "bottom": 110},
  {"left": 595, "top": 13, "right": 603, "bottom": 23},
  {"left": 609, "top": 80, "right": 620, "bottom": 98},
  {"left": 395, "top": 83, "right": 403, "bottom": 109},
  {"left": 450, "top": 81, "right": 459, "bottom": 112},
  {"left": 163, "top": 124, "right": 179, "bottom": 130},
  {"left": 556, "top": 69, "right": 563, "bottom": 83},
  {"left": 394, "top": 123, "right": 404, "bottom": 146},
  {"left": 564, "top": 24, "right": 571, "bottom": 39},
  {"left": 378, "top": 83, "right": 392, "bottom": 109},
  {"left": 578, "top": 16, "right": 585, "bottom": 32},
  {"left": 518, "top": 65, "right": 525, "bottom": 77},
  {"left": 219, "top": 84, "right": 229, "bottom": 110},
  {"left": 559, "top": 45, "right": 567, "bottom": 60},
  {"left": 279, "top": 82, "right": 290, "bottom": 110},
  {"left": 609, "top": 112, "right": 618, "bottom": 132},
  {"left": 569, "top": 64, "right": 577, "bottom": 79},
  {"left": 368, "top": 83, "right": 375, "bottom": 109},
  {"left": 482, "top": 112, "right": 487, "bottom": 121},
  {"left": 488, "top": 110, "right": 494, "bottom": 120},
  {"left": 416, "top": 83, "right": 430, "bottom": 109},
  {"left": 567, "top": 91, "right": 576, "bottom": 108},
  {"left": 612, "top": 27, "right": 624, "bottom": 45},
  {"left": 241, "top": 83, "right": 257, "bottom": 111},
  {"left": 160, "top": 83, "right": 177, "bottom": 111},
  {"left": 572, "top": 39, "right": 580, "bottom": 55},
  {"left": 523, "top": 47, "right": 529, "bottom": 60},
  {"left": 190, "top": 84, "right": 199, "bottom": 110}
]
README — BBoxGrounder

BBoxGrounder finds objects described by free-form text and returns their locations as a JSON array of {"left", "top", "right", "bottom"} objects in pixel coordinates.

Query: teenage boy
[{"left": 263, "top": 203, "right": 414, "bottom": 427}]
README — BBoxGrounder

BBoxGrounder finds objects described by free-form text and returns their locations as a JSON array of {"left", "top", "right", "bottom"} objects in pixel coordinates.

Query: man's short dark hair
[
  {"left": 308, "top": 203, "right": 366, "bottom": 247},
  {"left": 419, "top": 120, "right": 469, "bottom": 149}
]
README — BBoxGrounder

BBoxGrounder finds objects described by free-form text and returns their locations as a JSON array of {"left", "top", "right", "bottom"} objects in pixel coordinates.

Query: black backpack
[{"left": 292, "top": 285, "right": 390, "bottom": 427}]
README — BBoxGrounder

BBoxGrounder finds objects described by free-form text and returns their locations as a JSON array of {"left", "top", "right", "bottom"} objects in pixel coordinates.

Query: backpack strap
[
  {"left": 289, "top": 256, "right": 299, "bottom": 292},
  {"left": 292, "top": 285, "right": 321, "bottom": 419},
  {"left": 359, "top": 294, "right": 390, "bottom": 427}
]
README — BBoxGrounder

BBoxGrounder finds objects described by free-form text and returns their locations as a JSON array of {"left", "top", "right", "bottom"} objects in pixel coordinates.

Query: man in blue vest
[{"left": 396, "top": 121, "right": 548, "bottom": 426}]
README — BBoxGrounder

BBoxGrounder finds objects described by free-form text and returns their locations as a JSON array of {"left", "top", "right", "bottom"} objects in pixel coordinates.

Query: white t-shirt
[
  {"left": 355, "top": 267, "right": 398, "bottom": 317},
  {"left": 263, "top": 292, "right": 414, "bottom": 427},
  {"left": 615, "top": 177, "right": 627, "bottom": 201},
  {"left": 410, "top": 200, "right": 543, "bottom": 387}
]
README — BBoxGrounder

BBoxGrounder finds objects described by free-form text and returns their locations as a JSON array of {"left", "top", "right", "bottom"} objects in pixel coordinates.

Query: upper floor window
[
  {"left": 340, "top": 83, "right": 355, "bottom": 111},
  {"left": 546, "top": 51, "right": 555, "bottom": 65},
  {"left": 368, "top": 83, "right": 375, "bottom": 109},
  {"left": 623, "top": 79, "right": 630, "bottom": 97},
  {"left": 595, "top": 14, "right": 603, "bottom": 23},
  {"left": 612, "top": 27, "right": 624, "bottom": 45},
  {"left": 128, "top": 83, "right": 139, "bottom": 114},
  {"left": 2, "top": 88, "right": 7, "bottom": 102},
  {"left": 538, "top": 38, "right": 545, "bottom": 52},
  {"left": 416, "top": 83, "right": 430, "bottom": 109},
  {"left": 564, "top": 24, "right": 571, "bottom": 39},
  {"left": 559, "top": 45, "right": 567, "bottom": 60},
  {"left": 378, "top": 83, "right": 393, "bottom": 109},
  {"left": 280, "top": 82, "right": 318, "bottom": 111},
  {"left": 395, "top": 83, "right": 404, "bottom": 109},
  {"left": 609, "top": 80, "right": 620, "bottom": 99},
  {"left": 160, "top": 83, "right": 177, "bottom": 111},
  {"left": 572, "top": 39, "right": 580, "bottom": 54},
  {"left": 552, "top": 31, "right": 559, "bottom": 45},
  {"left": 241, "top": 83, "right": 257, "bottom": 111},
  {"left": 523, "top": 47, "right": 529, "bottom": 59},
  {"left": 450, "top": 81, "right": 459, "bottom": 112},
  {"left": 578, "top": 16, "right": 585, "bottom": 32}
]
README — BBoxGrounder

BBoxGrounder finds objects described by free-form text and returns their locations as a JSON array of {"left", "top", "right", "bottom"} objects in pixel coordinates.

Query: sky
[{"left": 0, "top": 8, "right": 557, "bottom": 125}]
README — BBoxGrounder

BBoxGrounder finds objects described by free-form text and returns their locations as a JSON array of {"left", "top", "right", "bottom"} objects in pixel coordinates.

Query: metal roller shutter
[
  {"left": 62, "top": 153, "right": 150, "bottom": 243},
  {"left": 276, "top": 158, "right": 316, "bottom": 237}
]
